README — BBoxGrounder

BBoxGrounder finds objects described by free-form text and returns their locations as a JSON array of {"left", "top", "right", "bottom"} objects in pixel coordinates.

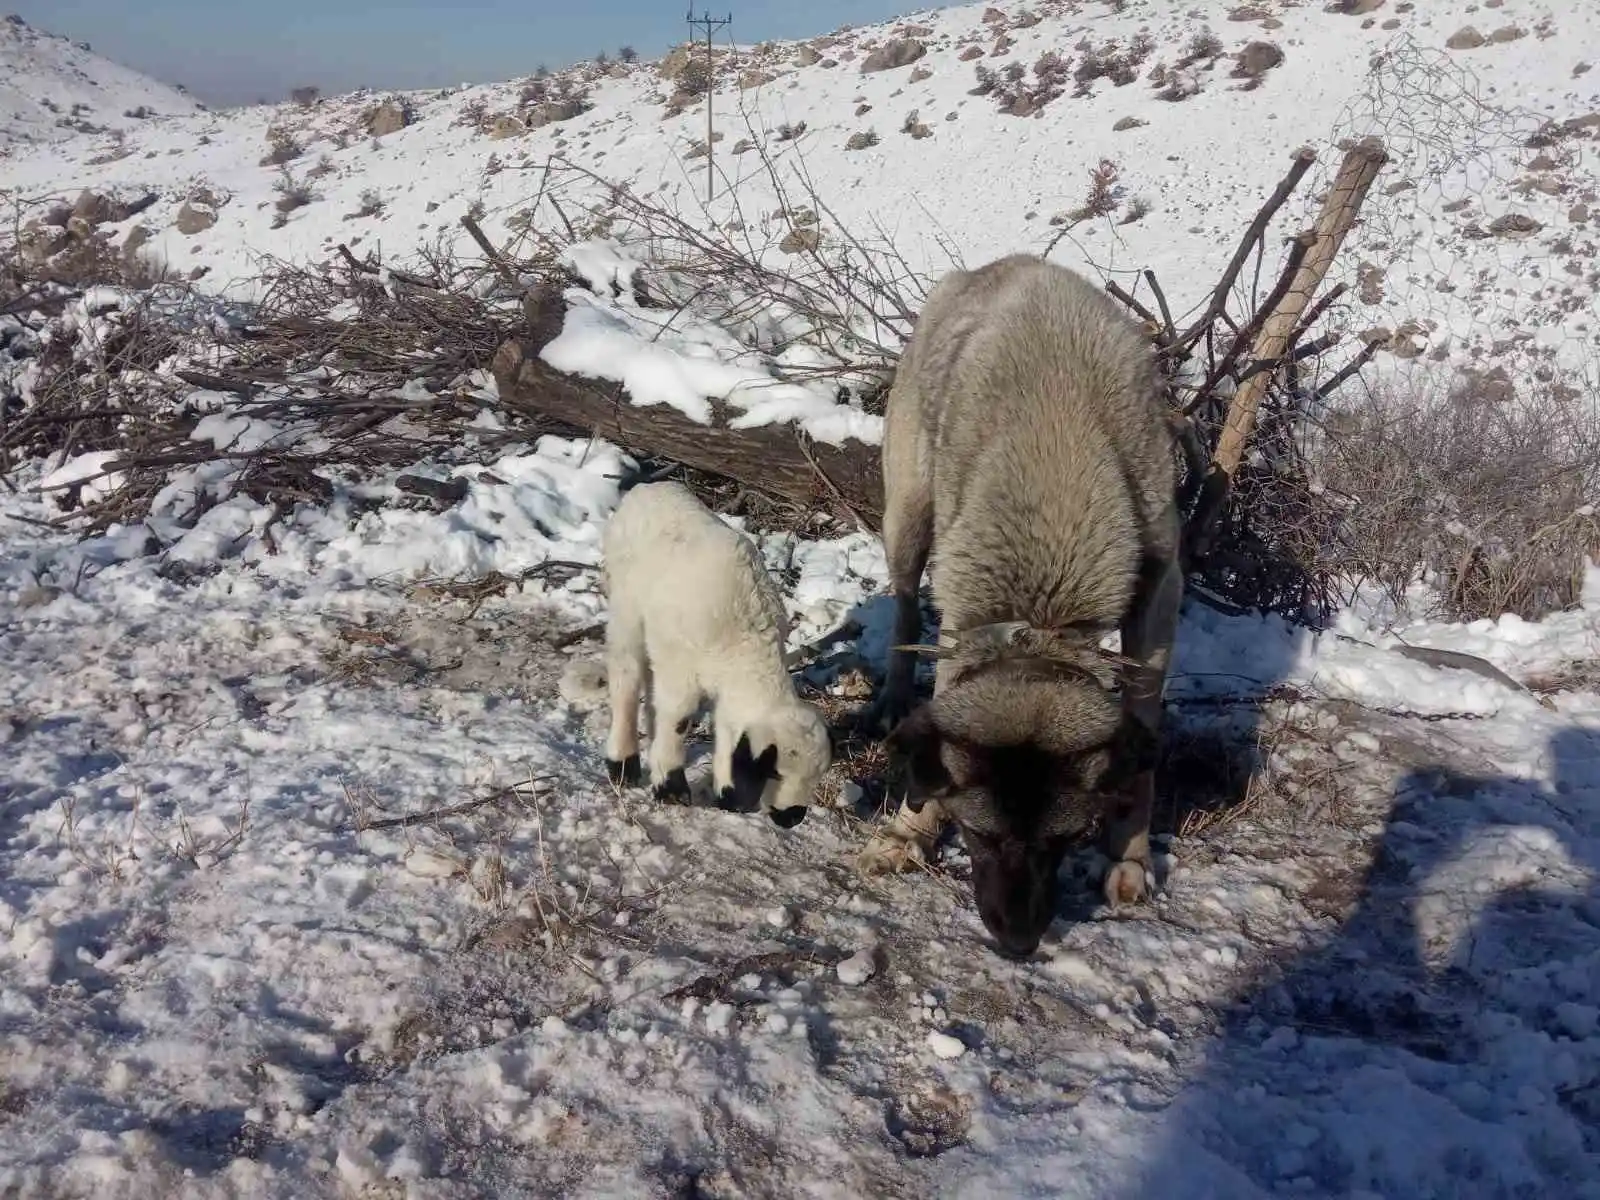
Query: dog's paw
[
  {"left": 652, "top": 767, "right": 692, "bottom": 805},
  {"left": 1102, "top": 859, "right": 1152, "bottom": 908},
  {"left": 857, "top": 830, "right": 930, "bottom": 877},
  {"left": 605, "top": 754, "right": 643, "bottom": 787}
]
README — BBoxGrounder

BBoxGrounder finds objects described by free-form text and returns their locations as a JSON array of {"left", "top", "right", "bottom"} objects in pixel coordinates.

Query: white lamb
[{"left": 599, "top": 480, "right": 832, "bottom": 826}]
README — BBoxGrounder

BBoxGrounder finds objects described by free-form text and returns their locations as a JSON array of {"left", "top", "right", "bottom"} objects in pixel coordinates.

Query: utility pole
[{"left": 687, "top": 8, "right": 732, "bottom": 204}]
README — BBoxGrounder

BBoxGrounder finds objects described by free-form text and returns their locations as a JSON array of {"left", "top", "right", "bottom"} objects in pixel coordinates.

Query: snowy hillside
[
  {"left": 5, "top": 0, "right": 1598, "bottom": 383},
  {"left": 3, "top": 0, "right": 1600, "bottom": 1196},
  {"left": 0, "top": 14, "right": 201, "bottom": 151}
]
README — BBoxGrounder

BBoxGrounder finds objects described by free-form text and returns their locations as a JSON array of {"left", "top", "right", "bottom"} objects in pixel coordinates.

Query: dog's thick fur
[
  {"left": 601, "top": 480, "right": 831, "bottom": 825},
  {"left": 861, "top": 254, "right": 1182, "bottom": 957}
]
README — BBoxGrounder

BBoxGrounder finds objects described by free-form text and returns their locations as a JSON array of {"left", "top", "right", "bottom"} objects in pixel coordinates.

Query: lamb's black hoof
[
  {"left": 716, "top": 785, "right": 759, "bottom": 814},
  {"left": 768, "top": 805, "right": 808, "bottom": 829},
  {"left": 605, "top": 755, "right": 643, "bottom": 786},
  {"left": 653, "top": 768, "right": 692, "bottom": 805}
]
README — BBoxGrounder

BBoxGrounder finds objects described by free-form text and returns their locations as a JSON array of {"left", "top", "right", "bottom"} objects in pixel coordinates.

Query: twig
[
  {"left": 548, "top": 621, "right": 604, "bottom": 650},
  {"left": 1144, "top": 269, "right": 1177, "bottom": 345},
  {"left": 459, "top": 214, "right": 524, "bottom": 295},
  {"left": 797, "top": 432, "right": 868, "bottom": 529},
  {"left": 1174, "top": 147, "right": 1317, "bottom": 352},
  {"left": 1186, "top": 231, "right": 1315, "bottom": 408},
  {"left": 1104, "top": 279, "right": 1166, "bottom": 341},
  {"left": 1290, "top": 280, "right": 1349, "bottom": 348},
  {"left": 1312, "top": 339, "right": 1382, "bottom": 402},
  {"left": 356, "top": 778, "right": 555, "bottom": 832}
]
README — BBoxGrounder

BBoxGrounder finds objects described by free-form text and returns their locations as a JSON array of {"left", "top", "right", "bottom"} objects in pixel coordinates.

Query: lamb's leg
[
  {"left": 647, "top": 675, "right": 700, "bottom": 804},
  {"left": 603, "top": 615, "right": 646, "bottom": 787},
  {"left": 711, "top": 709, "right": 736, "bottom": 797},
  {"left": 1104, "top": 552, "right": 1182, "bottom": 907}
]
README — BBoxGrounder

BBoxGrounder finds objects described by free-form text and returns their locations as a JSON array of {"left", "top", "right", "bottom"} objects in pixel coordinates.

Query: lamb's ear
[
  {"left": 885, "top": 704, "right": 953, "bottom": 812},
  {"left": 754, "top": 741, "right": 780, "bottom": 780},
  {"left": 1099, "top": 713, "right": 1160, "bottom": 793},
  {"left": 720, "top": 731, "right": 781, "bottom": 814},
  {"left": 768, "top": 804, "right": 807, "bottom": 829}
]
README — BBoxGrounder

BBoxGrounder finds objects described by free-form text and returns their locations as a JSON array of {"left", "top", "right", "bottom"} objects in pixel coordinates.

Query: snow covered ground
[
  {"left": 4, "top": 0, "right": 1600, "bottom": 1196},
  {"left": 0, "top": 14, "right": 201, "bottom": 151}
]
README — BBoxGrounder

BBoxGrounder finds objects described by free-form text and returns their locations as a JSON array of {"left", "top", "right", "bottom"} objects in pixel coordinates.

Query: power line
[{"left": 687, "top": 8, "right": 732, "bottom": 204}]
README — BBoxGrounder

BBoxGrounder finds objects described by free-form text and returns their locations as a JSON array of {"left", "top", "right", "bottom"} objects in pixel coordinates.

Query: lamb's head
[
  {"left": 886, "top": 657, "right": 1157, "bottom": 957},
  {"left": 718, "top": 703, "right": 832, "bottom": 828}
]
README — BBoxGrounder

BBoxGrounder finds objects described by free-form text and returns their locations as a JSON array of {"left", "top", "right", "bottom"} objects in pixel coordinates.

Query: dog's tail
[{"left": 558, "top": 656, "right": 609, "bottom": 710}]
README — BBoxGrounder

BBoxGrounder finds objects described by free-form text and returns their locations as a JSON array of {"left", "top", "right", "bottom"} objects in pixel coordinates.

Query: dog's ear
[
  {"left": 886, "top": 704, "right": 954, "bottom": 812},
  {"left": 1099, "top": 713, "right": 1160, "bottom": 793}
]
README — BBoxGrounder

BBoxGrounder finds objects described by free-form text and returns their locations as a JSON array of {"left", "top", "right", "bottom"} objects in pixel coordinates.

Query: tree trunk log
[{"left": 489, "top": 284, "right": 886, "bottom": 529}]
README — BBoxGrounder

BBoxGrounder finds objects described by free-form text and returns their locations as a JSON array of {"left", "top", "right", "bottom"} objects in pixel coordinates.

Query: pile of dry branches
[
  {"left": 491, "top": 151, "right": 936, "bottom": 396},
  {"left": 3, "top": 224, "right": 567, "bottom": 537},
  {"left": 6, "top": 128, "right": 1587, "bottom": 625}
]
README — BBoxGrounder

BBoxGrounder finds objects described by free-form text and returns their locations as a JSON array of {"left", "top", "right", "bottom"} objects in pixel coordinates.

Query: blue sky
[{"left": 18, "top": 0, "right": 921, "bottom": 107}]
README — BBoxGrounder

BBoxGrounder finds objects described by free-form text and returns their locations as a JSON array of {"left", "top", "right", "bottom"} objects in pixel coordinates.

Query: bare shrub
[
  {"left": 1182, "top": 28, "right": 1224, "bottom": 65},
  {"left": 1156, "top": 65, "right": 1203, "bottom": 102},
  {"left": 260, "top": 127, "right": 302, "bottom": 167},
  {"left": 972, "top": 53, "right": 1070, "bottom": 115},
  {"left": 1313, "top": 372, "right": 1600, "bottom": 621},
  {"left": 1069, "top": 158, "right": 1122, "bottom": 219},
  {"left": 619, "top": 45, "right": 639, "bottom": 64},
  {"left": 1120, "top": 195, "right": 1153, "bottom": 223},
  {"left": 1073, "top": 32, "right": 1154, "bottom": 95},
  {"left": 457, "top": 97, "right": 490, "bottom": 130},
  {"left": 352, "top": 188, "right": 385, "bottom": 218},
  {"left": 677, "top": 57, "right": 713, "bottom": 98},
  {"left": 271, "top": 168, "right": 317, "bottom": 227},
  {"left": 774, "top": 120, "right": 807, "bottom": 141},
  {"left": 550, "top": 75, "right": 594, "bottom": 117},
  {"left": 1032, "top": 49, "right": 1071, "bottom": 103},
  {"left": 291, "top": 86, "right": 320, "bottom": 107}
]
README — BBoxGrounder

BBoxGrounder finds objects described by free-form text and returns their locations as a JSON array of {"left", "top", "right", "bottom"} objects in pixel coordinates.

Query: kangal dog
[{"left": 861, "top": 253, "right": 1182, "bottom": 958}]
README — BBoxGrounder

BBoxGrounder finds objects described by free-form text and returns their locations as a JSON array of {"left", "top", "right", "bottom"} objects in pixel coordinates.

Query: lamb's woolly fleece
[{"left": 600, "top": 480, "right": 830, "bottom": 815}]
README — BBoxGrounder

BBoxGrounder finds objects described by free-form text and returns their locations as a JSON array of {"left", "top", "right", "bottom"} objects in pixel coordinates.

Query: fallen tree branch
[{"left": 459, "top": 214, "right": 524, "bottom": 296}]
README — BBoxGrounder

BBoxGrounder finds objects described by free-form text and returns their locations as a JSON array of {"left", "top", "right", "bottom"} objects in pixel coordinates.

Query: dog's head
[{"left": 886, "top": 656, "right": 1157, "bottom": 957}]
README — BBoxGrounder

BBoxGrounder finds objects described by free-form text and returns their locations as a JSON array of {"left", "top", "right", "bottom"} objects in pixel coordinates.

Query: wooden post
[
  {"left": 1187, "top": 135, "right": 1388, "bottom": 562},
  {"left": 1212, "top": 137, "right": 1388, "bottom": 477}
]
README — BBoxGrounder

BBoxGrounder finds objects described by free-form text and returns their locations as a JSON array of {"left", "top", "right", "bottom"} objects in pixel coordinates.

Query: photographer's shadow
[{"left": 1134, "top": 722, "right": 1600, "bottom": 1197}]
